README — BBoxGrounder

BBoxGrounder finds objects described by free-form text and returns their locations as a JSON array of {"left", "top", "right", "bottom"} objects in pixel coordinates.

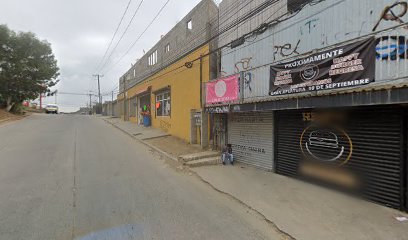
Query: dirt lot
[{"left": 0, "top": 109, "right": 25, "bottom": 125}]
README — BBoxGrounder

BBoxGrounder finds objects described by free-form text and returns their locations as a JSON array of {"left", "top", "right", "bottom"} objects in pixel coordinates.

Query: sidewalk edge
[
  {"left": 190, "top": 169, "right": 297, "bottom": 240},
  {"left": 103, "top": 117, "right": 296, "bottom": 239},
  {"left": 102, "top": 118, "right": 178, "bottom": 162}
]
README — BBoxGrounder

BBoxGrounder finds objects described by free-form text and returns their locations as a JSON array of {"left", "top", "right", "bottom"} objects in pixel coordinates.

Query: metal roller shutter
[
  {"left": 228, "top": 112, "right": 274, "bottom": 171},
  {"left": 275, "top": 108, "right": 404, "bottom": 209}
]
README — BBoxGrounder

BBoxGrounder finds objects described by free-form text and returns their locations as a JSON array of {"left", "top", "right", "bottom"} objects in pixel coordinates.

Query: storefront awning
[{"left": 135, "top": 86, "right": 151, "bottom": 96}]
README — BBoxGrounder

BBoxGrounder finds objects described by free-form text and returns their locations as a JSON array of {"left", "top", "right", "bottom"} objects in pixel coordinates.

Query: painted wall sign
[
  {"left": 206, "top": 75, "right": 240, "bottom": 104},
  {"left": 269, "top": 38, "right": 377, "bottom": 96},
  {"left": 205, "top": 106, "right": 230, "bottom": 113},
  {"left": 194, "top": 112, "right": 202, "bottom": 126}
]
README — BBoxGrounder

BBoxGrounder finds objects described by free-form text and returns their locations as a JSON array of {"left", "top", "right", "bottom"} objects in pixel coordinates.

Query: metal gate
[
  {"left": 275, "top": 107, "right": 404, "bottom": 210},
  {"left": 212, "top": 114, "right": 227, "bottom": 151},
  {"left": 228, "top": 112, "right": 274, "bottom": 171}
]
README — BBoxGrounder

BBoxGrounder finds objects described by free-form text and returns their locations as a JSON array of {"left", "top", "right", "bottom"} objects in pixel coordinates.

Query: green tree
[{"left": 0, "top": 25, "right": 59, "bottom": 112}]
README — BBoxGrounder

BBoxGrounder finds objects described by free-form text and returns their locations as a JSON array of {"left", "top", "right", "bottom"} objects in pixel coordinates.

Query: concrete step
[
  {"left": 184, "top": 157, "right": 221, "bottom": 168},
  {"left": 178, "top": 151, "right": 220, "bottom": 163}
]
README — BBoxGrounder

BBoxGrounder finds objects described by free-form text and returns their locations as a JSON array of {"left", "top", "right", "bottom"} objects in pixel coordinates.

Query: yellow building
[
  {"left": 124, "top": 45, "right": 210, "bottom": 143},
  {"left": 116, "top": 0, "right": 218, "bottom": 146}
]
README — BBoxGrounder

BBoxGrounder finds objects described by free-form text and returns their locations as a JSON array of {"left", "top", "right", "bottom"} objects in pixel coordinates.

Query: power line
[
  {"left": 101, "top": 0, "right": 252, "bottom": 77},
  {"left": 103, "top": 0, "right": 172, "bottom": 73},
  {"left": 99, "top": 0, "right": 145, "bottom": 72},
  {"left": 117, "top": 0, "right": 347, "bottom": 94},
  {"left": 112, "top": 0, "right": 277, "bottom": 85},
  {"left": 58, "top": 92, "right": 96, "bottom": 96},
  {"left": 95, "top": 0, "right": 134, "bottom": 72}
]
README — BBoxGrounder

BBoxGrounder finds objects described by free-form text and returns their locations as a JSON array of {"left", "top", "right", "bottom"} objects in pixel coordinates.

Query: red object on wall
[{"left": 205, "top": 74, "right": 239, "bottom": 104}]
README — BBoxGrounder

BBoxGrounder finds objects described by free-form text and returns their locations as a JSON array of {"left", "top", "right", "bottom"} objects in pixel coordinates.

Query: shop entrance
[
  {"left": 138, "top": 94, "right": 150, "bottom": 125},
  {"left": 212, "top": 114, "right": 227, "bottom": 151},
  {"left": 275, "top": 107, "right": 406, "bottom": 210}
]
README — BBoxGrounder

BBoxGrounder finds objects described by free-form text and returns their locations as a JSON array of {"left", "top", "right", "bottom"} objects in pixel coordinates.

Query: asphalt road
[{"left": 0, "top": 114, "right": 280, "bottom": 240}]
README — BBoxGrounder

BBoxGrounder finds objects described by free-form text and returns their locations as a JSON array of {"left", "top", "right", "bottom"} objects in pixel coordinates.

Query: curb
[
  {"left": 102, "top": 117, "right": 295, "bottom": 239},
  {"left": 189, "top": 169, "right": 297, "bottom": 240},
  {"left": 102, "top": 118, "right": 178, "bottom": 162}
]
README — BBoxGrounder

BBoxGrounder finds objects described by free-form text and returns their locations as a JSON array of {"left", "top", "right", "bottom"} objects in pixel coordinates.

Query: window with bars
[
  {"left": 155, "top": 90, "right": 171, "bottom": 117},
  {"left": 148, "top": 50, "right": 158, "bottom": 66}
]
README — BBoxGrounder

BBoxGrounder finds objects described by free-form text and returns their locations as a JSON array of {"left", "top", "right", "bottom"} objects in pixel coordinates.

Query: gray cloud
[{"left": 0, "top": 0, "right": 202, "bottom": 112}]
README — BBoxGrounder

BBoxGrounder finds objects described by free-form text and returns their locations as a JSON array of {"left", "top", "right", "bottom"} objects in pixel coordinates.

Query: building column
[
  {"left": 201, "top": 111, "right": 209, "bottom": 149},
  {"left": 190, "top": 109, "right": 198, "bottom": 144}
]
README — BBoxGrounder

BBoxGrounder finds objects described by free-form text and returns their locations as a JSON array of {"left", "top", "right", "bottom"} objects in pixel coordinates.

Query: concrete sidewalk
[
  {"left": 102, "top": 117, "right": 170, "bottom": 140},
  {"left": 101, "top": 117, "right": 205, "bottom": 159},
  {"left": 102, "top": 116, "right": 408, "bottom": 240},
  {"left": 192, "top": 164, "right": 408, "bottom": 240}
]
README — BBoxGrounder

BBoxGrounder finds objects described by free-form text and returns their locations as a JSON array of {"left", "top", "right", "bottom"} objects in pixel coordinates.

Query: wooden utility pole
[{"left": 93, "top": 74, "right": 103, "bottom": 105}]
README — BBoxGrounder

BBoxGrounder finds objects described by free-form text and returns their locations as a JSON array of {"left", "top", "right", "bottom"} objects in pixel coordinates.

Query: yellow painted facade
[{"left": 124, "top": 44, "right": 210, "bottom": 142}]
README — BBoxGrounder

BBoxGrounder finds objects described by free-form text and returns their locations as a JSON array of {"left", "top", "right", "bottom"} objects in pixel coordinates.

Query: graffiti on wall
[
  {"left": 234, "top": 57, "right": 252, "bottom": 73},
  {"left": 273, "top": 40, "right": 301, "bottom": 62},
  {"left": 372, "top": 2, "right": 408, "bottom": 31},
  {"left": 376, "top": 36, "right": 408, "bottom": 60},
  {"left": 300, "top": 18, "right": 319, "bottom": 35},
  {"left": 334, "top": 21, "right": 373, "bottom": 42},
  {"left": 234, "top": 57, "right": 254, "bottom": 92},
  {"left": 160, "top": 120, "right": 171, "bottom": 132}
]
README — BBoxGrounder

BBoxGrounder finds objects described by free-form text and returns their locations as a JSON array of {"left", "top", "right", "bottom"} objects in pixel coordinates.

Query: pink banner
[{"left": 206, "top": 75, "right": 239, "bottom": 104}]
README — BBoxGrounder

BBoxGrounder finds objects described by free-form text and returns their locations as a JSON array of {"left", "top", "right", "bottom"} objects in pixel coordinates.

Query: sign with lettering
[
  {"left": 205, "top": 106, "right": 230, "bottom": 113},
  {"left": 269, "top": 38, "right": 376, "bottom": 96},
  {"left": 206, "top": 74, "right": 240, "bottom": 104}
]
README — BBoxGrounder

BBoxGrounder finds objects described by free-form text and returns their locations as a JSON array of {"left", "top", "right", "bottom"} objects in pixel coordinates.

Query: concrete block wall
[{"left": 120, "top": 0, "right": 219, "bottom": 92}]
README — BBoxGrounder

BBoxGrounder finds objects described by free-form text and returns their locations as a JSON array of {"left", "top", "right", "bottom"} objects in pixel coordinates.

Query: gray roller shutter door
[
  {"left": 228, "top": 112, "right": 274, "bottom": 171},
  {"left": 275, "top": 107, "right": 404, "bottom": 210}
]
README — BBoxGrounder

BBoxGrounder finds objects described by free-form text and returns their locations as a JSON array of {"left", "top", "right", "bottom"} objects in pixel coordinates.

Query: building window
[
  {"left": 155, "top": 90, "right": 171, "bottom": 116},
  {"left": 133, "top": 68, "right": 136, "bottom": 77},
  {"left": 187, "top": 20, "right": 193, "bottom": 30},
  {"left": 148, "top": 50, "right": 158, "bottom": 66},
  {"left": 165, "top": 44, "right": 170, "bottom": 53}
]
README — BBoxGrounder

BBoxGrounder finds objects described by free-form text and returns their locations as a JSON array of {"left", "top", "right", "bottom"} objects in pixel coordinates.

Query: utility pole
[
  {"left": 111, "top": 90, "right": 114, "bottom": 116},
  {"left": 93, "top": 74, "right": 104, "bottom": 105},
  {"left": 39, "top": 93, "right": 43, "bottom": 109},
  {"left": 89, "top": 93, "right": 92, "bottom": 115}
]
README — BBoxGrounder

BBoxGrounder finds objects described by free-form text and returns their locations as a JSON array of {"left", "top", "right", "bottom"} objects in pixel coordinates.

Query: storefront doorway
[
  {"left": 138, "top": 94, "right": 150, "bottom": 125},
  {"left": 275, "top": 106, "right": 406, "bottom": 210}
]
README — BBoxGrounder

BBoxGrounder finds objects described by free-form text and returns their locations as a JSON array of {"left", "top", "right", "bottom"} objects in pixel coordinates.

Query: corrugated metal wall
[
  {"left": 275, "top": 107, "right": 404, "bottom": 209},
  {"left": 219, "top": 0, "right": 408, "bottom": 102},
  {"left": 228, "top": 112, "right": 274, "bottom": 170}
]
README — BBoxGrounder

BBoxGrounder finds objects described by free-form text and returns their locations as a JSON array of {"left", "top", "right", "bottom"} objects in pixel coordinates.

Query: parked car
[{"left": 45, "top": 104, "right": 59, "bottom": 114}]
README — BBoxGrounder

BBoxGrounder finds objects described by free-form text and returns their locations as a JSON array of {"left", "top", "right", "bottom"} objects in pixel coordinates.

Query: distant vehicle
[{"left": 45, "top": 104, "right": 59, "bottom": 114}]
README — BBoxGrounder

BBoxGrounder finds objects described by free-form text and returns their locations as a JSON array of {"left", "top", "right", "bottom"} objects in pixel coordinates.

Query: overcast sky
[{"left": 0, "top": 0, "right": 206, "bottom": 112}]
